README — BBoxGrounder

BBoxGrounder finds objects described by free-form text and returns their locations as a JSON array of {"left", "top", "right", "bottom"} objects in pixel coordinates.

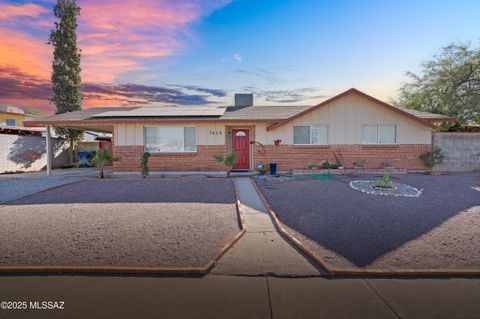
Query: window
[
  {"left": 293, "top": 125, "right": 328, "bottom": 145},
  {"left": 362, "top": 125, "right": 396, "bottom": 144},
  {"left": 144, "top": 126, "right": 197, "bottom": 152},
  {"left": 5, "top": 118, "right": 16, "bottom": 126}
]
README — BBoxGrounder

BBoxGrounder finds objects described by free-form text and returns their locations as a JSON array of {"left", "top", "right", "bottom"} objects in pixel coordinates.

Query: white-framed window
[
  {"left": 362, "top": 125, "right": 396, "bottom": 144},
  {"left": 144, "top": 126, "right": 197, "bottom": 152},
  {"left": 5, "top": 118, "right": 16, "bottom": 126},
  {"left": 293, "top": 125, "right": 328, "bottom": 145}
]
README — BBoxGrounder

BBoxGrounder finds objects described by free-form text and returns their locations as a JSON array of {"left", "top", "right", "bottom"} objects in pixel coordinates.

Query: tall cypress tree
[{"left": 49, "top": 0, "right": 82, "bottom": 161}]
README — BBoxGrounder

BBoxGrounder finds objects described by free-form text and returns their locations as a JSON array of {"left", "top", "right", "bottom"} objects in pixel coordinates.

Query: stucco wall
[
  {"left": 0, "top": 134, "right": 70, "bottom": 173},
  {"left": 434, "top": 133, "right": 480, "bottom": 172},
  {"left": 255, "top": 94, "right": 432, "bottom": 145}
]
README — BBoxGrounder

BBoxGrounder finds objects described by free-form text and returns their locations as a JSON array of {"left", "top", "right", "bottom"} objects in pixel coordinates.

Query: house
[
  {"left": 24, "top": 88, "right": 451, "bottom": 173},
  {"left": 0, "top": 105, "right": 37, "bottom": 127}
]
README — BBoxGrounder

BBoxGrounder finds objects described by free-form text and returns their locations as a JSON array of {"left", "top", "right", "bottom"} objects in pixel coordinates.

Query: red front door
[{"left": 232, "top": 129, "right": 250, "bottom": 170}]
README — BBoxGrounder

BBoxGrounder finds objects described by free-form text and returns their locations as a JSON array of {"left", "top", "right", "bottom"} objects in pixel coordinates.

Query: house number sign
[{"left": 208, "top": 130, "right": 223, "bottom": 136}]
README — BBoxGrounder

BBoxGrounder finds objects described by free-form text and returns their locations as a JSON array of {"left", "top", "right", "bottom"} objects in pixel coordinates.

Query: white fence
[{"left": 0, "top": 134, "right": 70, "bottom": 173}]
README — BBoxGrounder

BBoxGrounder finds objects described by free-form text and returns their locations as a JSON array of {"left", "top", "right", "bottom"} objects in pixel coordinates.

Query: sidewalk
[
  {"left": 211, "top": 178, "right": 322, "bottom": 276},
  {"left": 0, "top": 275, "right": 479, "bottom": 319}
]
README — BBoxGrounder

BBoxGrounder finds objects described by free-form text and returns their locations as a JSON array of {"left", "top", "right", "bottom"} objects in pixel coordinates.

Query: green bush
[
  {"left": 420, "top": 147, "right": 444, "bottom": 168},
  {"left": 373, "top": 174, "right": 394, "bottom": 189}
]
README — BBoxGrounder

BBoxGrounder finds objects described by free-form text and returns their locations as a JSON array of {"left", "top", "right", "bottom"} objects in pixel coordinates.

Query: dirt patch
[
  {"left": 0, "top": 179, "right": 240, "bottom": 269},
  {"left": 256, "top": 173, "right": 480, "bottom": 272}
]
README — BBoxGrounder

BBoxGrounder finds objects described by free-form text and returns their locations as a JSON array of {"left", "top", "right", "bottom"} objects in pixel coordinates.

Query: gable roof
[
  {"left": 24, "top": 89, "right": 452, "bottom": 128},
  {"left": 266, "top": 88, "right": 452, "bottom": 131}
]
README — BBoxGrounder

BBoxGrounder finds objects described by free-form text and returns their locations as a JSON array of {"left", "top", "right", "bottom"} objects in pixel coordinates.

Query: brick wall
[
  {"left": 113, "top": 145, "right": 228, "bottom": 171},
  {"left": 254, "top": 144, "right": 431, "bottom": 171},
  {"left": 113, "top": 143, "right": 431, "bottom": 172}
]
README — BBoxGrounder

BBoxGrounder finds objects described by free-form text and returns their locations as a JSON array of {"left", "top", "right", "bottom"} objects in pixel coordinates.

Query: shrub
[
  {"left": 373, "top": 174, "right": 394, "bottom": 189},
  {"left": 77, "top": 147, "right": 120, "bottom": 178},
  {"left": 380, "top": 161, "right": 391, "bottom": 168},
  {"left": 141, "top": 152, "right": 150, "bottom": 178},
  {"left": 420, "top": 147, "right": 444, "bottom": 168},
  {"left": 213, "top": 153, "right": 238, "bottom": 177}
]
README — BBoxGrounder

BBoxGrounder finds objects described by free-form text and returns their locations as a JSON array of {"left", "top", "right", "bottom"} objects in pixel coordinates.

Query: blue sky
[{"left": 0, "top": 0, "right": 479, "bottom": 113}]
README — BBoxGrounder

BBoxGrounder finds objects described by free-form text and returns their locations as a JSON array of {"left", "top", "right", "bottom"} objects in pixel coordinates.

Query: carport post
[{"left": 46, "top": 125, "right": 52, "bottom": 176}]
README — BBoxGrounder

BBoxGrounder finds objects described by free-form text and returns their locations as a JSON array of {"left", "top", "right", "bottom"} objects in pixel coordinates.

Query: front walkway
[{"left": 211, "top": 178, "right": 323, "bottom": 276}]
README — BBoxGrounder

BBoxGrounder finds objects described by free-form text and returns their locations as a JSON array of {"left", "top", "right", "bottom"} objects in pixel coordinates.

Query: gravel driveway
[
  {"left": 256, "top": 173, "right": 480, "bottom": 271},
  {"left": 0, "top": 179, "right": 240, "bottom": 269}
]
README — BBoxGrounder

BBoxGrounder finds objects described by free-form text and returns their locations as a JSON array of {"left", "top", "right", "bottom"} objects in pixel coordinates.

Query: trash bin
[
  {"left": 269, "top": 163, "right": 277, "bottom": 175},
  {"left": 78, "top": 150, "right": 90, "bottom": 167}
]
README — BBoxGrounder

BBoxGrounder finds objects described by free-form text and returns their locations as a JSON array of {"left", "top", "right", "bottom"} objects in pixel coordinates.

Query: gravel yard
[
  {"left": 256, "top": 173, "right": 480, "bottom": 272},
  {"left": 0, "top": 179, "right": 240, "bottom": 269}
]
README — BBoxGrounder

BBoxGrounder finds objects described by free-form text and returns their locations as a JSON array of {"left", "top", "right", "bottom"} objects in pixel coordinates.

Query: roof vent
[{"left": 234, "top": 93, "right": 253, "bottom": 108}]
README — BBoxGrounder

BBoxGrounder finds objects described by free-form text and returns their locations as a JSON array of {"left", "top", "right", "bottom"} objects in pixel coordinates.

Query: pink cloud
[
  {"left": 0, "top": 0, "right": 231, "bottom": 109},
  {"left": 0, "top": 3, "right": 48, "bottom": 20},
  {"left": 76, "top": 0, "right": 230, "bottom": 82}
]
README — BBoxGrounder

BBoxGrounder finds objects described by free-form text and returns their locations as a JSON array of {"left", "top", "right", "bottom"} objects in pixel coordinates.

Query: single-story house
[{"left": 24, "top": 88, "right": 451, "bottom": 172}]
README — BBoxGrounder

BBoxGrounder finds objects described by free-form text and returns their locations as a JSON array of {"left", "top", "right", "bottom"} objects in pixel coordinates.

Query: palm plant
[
  {"left": 90, "top": 147, "right": 120, "bottom": 179},
  {"left": 213, "top": 153, "right": 238, "bottom": 177}
]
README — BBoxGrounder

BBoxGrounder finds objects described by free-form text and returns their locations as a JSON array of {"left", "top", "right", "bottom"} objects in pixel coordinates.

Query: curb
[
  {"left": 0, "top": 178, "right": 246, "bottom": 276},
  {"left": 251, "top": 178, "right": 480, "bottom": 277}
]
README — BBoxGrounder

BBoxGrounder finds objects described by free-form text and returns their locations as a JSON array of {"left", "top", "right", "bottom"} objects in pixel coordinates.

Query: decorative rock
[{"left": 349, "top": 180, "right": 422, "bottom": 197}]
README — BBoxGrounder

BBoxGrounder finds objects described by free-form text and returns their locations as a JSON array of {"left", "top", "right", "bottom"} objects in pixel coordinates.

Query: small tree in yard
[
  {"left": 91, "top": 148, "right": 120, "bottom": 179},
  {"left": 49, "top": 0, "right": 83, "bottom": 162},
  {"left": 213, "top": 153, "right": 238, "bottom": 177}
]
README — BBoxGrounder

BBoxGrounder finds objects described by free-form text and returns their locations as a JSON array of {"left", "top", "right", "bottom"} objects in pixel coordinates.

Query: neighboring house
[
  {"left": 24, "top": 88, "right": 451, "bottom": 172},
  {"left": 0, "top": 105, "right": 37, "bottom": 127}
]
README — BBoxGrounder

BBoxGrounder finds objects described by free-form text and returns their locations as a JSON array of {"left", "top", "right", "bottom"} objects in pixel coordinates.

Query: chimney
[{"left": 234, "top": 93, "right": 253, "bottom": 108}]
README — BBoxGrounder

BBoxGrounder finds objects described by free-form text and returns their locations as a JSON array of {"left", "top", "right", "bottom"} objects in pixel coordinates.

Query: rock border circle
[{"left": 349, "top": 180, "right": 422, "bottom": 197}]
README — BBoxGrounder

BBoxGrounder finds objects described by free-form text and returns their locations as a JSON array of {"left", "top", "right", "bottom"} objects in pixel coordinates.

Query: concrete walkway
[
  {"left": 211, "top": 178, "right": 323, "bottom": 276},
  {"left": 1, "top": 275, "right": 479, "bottom": 319}
]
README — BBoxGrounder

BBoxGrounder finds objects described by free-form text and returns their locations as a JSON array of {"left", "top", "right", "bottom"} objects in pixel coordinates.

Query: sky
[{"left": 0, "top": 0, "right": 479, "bottom": 115}]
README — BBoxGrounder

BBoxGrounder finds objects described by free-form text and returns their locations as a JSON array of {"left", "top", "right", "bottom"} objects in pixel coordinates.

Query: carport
[{"left": 24, "top": 108, "right": 132, "bottom": 175}]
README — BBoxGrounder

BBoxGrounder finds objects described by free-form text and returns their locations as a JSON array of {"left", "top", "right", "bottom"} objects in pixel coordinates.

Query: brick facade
[
  {"left": 113, "top": 145, "right": 228, "bottom": 172},
  {"left": 113, "top": 143, "right": 431, "bottom": 172},
  {"left": 253, "top": 144, "right": 431, "bottom": 171}
]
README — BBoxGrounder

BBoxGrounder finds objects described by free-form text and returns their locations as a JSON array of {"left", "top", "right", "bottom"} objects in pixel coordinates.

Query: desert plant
[
  {"left": 307, "top": 164, "right": 319, "bottom": 170},
  {"left": 213, "top": 153, "right": 238, "bottom": 177},
  {"left": 420, "top": 147, "right": 444, "bottom": 168},
  {"left": 76, "top": 147, "right": 120, "bottom": 178},
  {"left": 380, "top": 161, "right": 391, "bottom": 168},
  {"left": 141, "top": 152, "right": 150, "bottom": 178},
  {"left": 353, "top": 160, "right": 366, "bottom": 170},
  {"left": 322, "top": 160, "right": 339, "bottom": 169},
  {"left": 373, "top": 174, "right": 394, "bottom": 189}
]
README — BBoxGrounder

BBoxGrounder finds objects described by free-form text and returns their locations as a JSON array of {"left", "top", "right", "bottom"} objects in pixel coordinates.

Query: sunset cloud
[
  {"left": 0, "top": 3, "right": 47, "bottom": 20},
  {"left": 0, "top": 0, "right": 231, "bottom": 111}
]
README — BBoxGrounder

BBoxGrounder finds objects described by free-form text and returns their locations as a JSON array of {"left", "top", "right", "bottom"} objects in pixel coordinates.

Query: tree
[
  {"left": 213, "top": 153, "right": 238, "bottom": 177},
  {"left": 89, "top": 148, "right": 120, "bottom": 179},
  {"left": 49, "top": 0, "right": 83, "bottom": 161},
  {"left": 394, "top": 42, "right": 480, "bottom": 130}
]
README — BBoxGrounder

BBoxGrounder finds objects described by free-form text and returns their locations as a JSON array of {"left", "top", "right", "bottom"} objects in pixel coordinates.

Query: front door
[{"left": 232, "top": 129, "right": 250, "bottom": 170}]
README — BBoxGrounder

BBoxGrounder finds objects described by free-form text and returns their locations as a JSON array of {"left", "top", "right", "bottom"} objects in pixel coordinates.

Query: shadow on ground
[{"left": 257, "top": 173, "right": 480, "bottom": 267}]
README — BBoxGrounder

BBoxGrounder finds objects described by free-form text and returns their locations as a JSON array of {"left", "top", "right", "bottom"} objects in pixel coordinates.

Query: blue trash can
[
  {"left": 78, "top": 150, "right": 90, "bottom": 167},
  {"left": 269, "top": 163, "right": 277, "bottom": 175}
]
